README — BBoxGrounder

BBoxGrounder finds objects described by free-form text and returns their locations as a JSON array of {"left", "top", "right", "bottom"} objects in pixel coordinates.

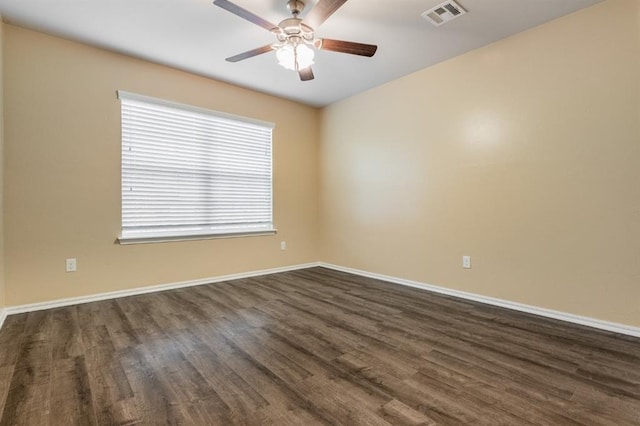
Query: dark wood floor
[{"left": 0, "top": 267, "right": 639, "bottom": 425}]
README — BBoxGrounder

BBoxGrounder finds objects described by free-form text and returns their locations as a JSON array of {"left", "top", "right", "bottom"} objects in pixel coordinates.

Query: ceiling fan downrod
[{"left": 287, "top": 0, "right": 306, "bottom": 17}]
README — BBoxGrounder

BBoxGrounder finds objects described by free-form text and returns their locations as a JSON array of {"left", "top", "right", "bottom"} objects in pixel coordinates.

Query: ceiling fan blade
[
  {"left": 304, "top": 0, "right": 348, "bottom": 29},
  {"left": 317, "top": 39, "right": 378, "bottom": 57},
  {"left": 226, "top": 45, "right": 275, "bottom": 62},
  {"left": 298, "top": 67, "right": 315, "bottom": 81},
  {"left": 213, "top": 0, "right": 279, "bottom": 31}
]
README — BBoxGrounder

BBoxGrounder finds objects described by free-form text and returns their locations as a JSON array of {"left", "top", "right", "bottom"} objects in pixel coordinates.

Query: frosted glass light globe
[{"left": 276, "top": 43, "right": 315, "bottom": 71}]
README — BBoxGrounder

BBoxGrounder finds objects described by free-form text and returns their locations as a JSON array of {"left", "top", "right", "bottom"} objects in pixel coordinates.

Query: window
[{"left": 117, "top": 91, "right": 275, "bottom": 244}]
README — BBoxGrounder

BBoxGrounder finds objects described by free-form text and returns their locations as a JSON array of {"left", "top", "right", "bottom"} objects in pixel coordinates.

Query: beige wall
[
  {"left": 3, "top": 25, "right": 320, "bottom": 305},
  {"left": 2, "top": 1, "right": 639, "bottom": 329},
  {"left": 320, "top": 0, "right": 640, "bottom": 326}
]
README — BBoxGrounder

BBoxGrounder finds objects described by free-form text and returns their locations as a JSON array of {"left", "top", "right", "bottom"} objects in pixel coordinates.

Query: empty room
[{"left": 0, "top": 0, "right": 638, "bottom": 424}]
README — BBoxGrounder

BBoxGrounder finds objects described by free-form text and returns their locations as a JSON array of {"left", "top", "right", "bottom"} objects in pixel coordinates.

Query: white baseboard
[
  {"left": 0, "top": 308, "right": 6, "bottom": 331},
  {"left": 3, "top": 262, "right": 321, "bottom": 319},
  {"left": 319, "top": 263, "right": 640, "bottom": 338},
  {"left": 2, "top": 261, "right": 638, "bottom": 339}
]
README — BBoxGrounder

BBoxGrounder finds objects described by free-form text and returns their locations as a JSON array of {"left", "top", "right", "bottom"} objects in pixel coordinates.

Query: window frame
[{"left": 116, "top": 91, "right": 277, "bottom": 245}]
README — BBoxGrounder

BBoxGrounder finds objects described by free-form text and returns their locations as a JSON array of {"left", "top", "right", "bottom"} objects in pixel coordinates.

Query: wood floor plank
[
  {"left": 116, "top": 296, "right": 168, "bottom": 344},
  {"left": 76, "top": 303, "right": 106, "bottom": 349},
  {"left": 423, "top": 349, "right": 580, "bottom": 424},
  {"left": 1, "top": 266, "right": 639, "bottom": 425},
  {"left": 117, "top": 346, "right": 188, "bottom": 424},
  {"left": 49, "top": 356, "right": 97, "bottom": 425},
  {"left": 0, "top": 311, "right": 53, "bottom": 426},
  {"left": 83, "top": 327, "right": 137, "bottom": 425},
  {"left": 97, "top": 300, "right": 139, "bottom": 350},
  {"left": 0, "top": 367, "right": 14, "bottom": 420},
  {"left": 171, "top": 328, "right": 270, "bottom": 419},
  {"left": 0, "top": 314, "right": 28, "bottom": 368},
  {"left": 378, "top": 398, "right": 438, "bottom": 426},
  {"left": 297, "top": 374, "right": 393, "bottom": 426},
  {"left": 217, "top": 319, "right": 315, "bottom": 385},
  {"left": 51, "top": 307, "right": 83, "bottom": 360},
  {"left": 570, "top": 386, "right": 640, "bottom": 425}
]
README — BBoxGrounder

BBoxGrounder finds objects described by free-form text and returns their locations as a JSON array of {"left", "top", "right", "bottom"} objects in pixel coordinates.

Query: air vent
[{"left": 422, "top": 0, "right": 467, "bottom": 26}]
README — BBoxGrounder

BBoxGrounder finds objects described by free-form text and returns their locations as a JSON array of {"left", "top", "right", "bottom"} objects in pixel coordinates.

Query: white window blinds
[{"left": 118, "top": 91, "right": 275, "bottom": 243}]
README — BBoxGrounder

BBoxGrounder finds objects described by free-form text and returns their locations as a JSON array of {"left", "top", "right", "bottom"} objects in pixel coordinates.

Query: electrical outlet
[
  {"left": 280, "top": 241, "right": 287, "bottom": 251},
  {"left": 462, "top": 256, "right": 471, "bottom": 269},
  {"left": 66, "top": 258, "right": 77, "bottom": 272}
]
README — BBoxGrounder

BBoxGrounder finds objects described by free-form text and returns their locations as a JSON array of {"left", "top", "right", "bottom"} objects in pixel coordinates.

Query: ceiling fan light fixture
[
  {"left": 276, "top": 42, "right": 315, "bottom": 71},
  {"left": 214, "top": 0, "right": 378, "bottom": 82}
]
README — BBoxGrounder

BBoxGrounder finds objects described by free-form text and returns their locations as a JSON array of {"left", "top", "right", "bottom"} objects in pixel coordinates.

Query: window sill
[{"left": 117, "top": 229, "right": 277, "bottom": 245}]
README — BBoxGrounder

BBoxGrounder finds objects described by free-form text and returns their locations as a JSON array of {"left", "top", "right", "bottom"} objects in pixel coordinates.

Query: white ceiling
[{"left": 0, "top": 0, "right": 602, "bottom": 107}]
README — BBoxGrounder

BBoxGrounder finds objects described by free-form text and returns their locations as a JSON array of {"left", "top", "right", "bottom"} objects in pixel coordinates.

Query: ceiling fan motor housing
[{"left": 276, "top": 18, "right": 314, "bottom": 43}]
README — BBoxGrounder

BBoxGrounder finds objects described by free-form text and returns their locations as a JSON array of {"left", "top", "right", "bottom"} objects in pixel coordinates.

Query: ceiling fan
[{"left": 213, "top": 0, "right": 378, "bottom": 81}]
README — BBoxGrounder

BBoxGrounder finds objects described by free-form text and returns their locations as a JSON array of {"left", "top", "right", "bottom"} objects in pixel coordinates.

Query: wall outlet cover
[{"left": 66, "top": 258, "right": 77, "bottom": 272}]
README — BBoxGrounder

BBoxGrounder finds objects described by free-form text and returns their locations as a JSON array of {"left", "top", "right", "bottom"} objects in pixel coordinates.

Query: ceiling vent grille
[{"left": 421, "top": 0, "right": 467, "bottom": 26}]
